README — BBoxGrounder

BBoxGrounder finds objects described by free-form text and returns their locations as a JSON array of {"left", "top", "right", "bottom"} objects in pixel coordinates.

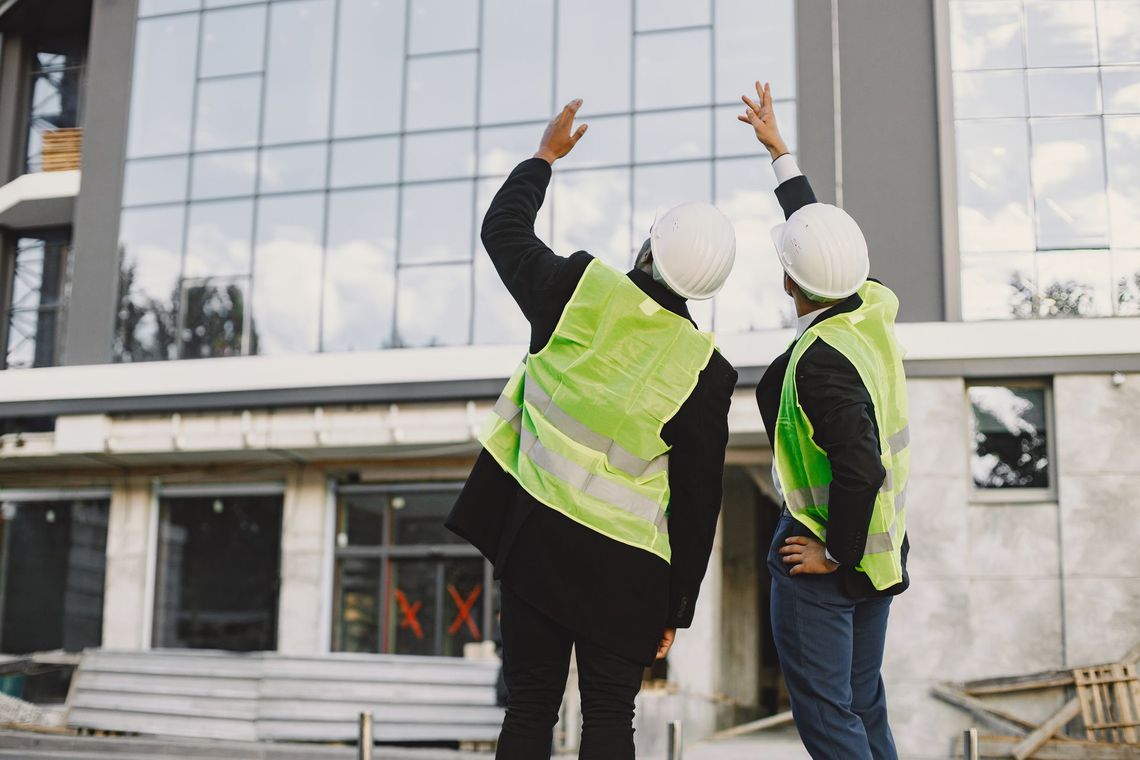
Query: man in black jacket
[
  {"left": 446, "top": 100, "right": 738, "bottom": 759},
  {"left": 738, "top": 83, "right": 909, "bottom": 759}
]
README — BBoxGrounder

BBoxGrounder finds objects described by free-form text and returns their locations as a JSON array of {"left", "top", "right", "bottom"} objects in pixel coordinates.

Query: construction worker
[
  {"left": 446, "top": 98, "right": 739, "bottom": 760},
  {"left": 737, "top": 82, "right": 911, "bottom": 759}
]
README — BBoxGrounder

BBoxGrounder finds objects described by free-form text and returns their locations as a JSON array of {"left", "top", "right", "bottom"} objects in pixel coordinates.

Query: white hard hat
[
  {"left": 649, "top": 202, "right": 736, "bottom": 301},
  {"left": 770, "top": 203, "right": 869, "bottom": 300}
]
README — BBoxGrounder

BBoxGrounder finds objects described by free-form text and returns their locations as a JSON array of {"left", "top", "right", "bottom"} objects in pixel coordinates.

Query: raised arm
[
  {"left": 738, "top": 81, "right": 817, "bottom": 219},
  {"left": 481, "top": 99, "right": 589, "bottom": 324}
]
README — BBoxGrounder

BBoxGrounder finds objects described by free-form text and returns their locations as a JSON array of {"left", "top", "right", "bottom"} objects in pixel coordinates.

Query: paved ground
[{"left": 0, "top": 728, "right": 811, "bottom": 759}]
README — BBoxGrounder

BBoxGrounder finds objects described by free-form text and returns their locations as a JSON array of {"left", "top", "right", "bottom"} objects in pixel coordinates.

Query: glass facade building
[
  {"left": 949, "top": 0, "right": 1140, "bottom": 320},
  {"left": 117, "top": 0, "right": 797, "bottom": 362}
]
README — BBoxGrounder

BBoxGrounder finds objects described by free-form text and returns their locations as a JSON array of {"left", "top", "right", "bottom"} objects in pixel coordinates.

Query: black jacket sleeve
[
  {"left": 481, "top": 158, "right": 590, "bottom": 348},
  {"left": 795, "top": 341, "right": 886, "bottom": 567},
  {"left": 662, "top": 352, "right": 738, "bottom": 627},
  {"left": 773, "top": 173, "right": 818, "bottom": 220}
]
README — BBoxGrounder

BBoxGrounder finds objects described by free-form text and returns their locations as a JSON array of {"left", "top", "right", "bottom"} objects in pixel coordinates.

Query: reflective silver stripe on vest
[
  {"left": 784, "top": 484, "right": 830, "bottom": 514},
  {"left": 888, "top": 426, "right": 910, "bottom": 455},
  {"left": 518, "top": 429, "right": 668, "bottom": 530},
  {"left": 864, "top": 486, "right": 907, "bottom": 554},
  {"left": 493, "top": 395, "right": 523, "bottom": 433},
  {"left": 522, "top": 373, "right": 669, "bottom": 479}
]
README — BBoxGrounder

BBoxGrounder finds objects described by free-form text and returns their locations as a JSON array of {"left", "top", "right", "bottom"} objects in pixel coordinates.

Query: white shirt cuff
[
  {"left": 772, "top": 153, "right": 803, "bottom": 185},
  {"left": 824, "top": 547, "right": 839, "bottom": 566}
]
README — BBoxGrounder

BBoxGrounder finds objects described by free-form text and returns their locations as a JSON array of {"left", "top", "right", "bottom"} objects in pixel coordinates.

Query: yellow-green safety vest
[
  {"left": 480, "top": 259, "right": 716, "bottom": 563},
  {"left": 774, "top": 281, "right": 911, "bottom": 591}
]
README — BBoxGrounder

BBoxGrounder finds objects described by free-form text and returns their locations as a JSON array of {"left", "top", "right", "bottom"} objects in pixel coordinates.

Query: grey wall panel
[
  {"left": 0, "top": 35, "right": 28, "bottom": 184},
  {"left": 62, "top": 0, "right": 138, "bottom": 366},
  {"left": 835, "top": 0, "right": 945, "bottom": 322},
  {"left": 794, "top": 0, "right": 837, "bottom": 206}
]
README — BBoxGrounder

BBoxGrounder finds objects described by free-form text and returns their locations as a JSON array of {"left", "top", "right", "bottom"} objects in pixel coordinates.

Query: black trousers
[{"left": 496, "top": 585, "right": 645, "bottom": 759}]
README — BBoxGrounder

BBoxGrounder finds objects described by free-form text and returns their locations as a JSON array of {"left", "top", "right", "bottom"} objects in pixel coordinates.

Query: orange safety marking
[
  {"left": 395, "top": 589, "right": 424, "bottom": 640},
  {"left": 447, "top": 584, "right": 482, "bottom": 639}
]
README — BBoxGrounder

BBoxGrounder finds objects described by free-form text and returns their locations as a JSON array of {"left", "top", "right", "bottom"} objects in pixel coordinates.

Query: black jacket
[
  {"left": 446, "top": 158, "right": 738, "bottom": 664},
  {"left": 756, "top": 173, "right": 910, "bottom": 599}
]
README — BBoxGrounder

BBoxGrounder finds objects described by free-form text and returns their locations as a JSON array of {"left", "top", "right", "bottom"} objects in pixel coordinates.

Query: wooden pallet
[
  {"left": 1075, "top": 662, "right": 1140, "bottom": 743},
  {"left": 41, "top": 128, "right": 82, "bottom": 172}
]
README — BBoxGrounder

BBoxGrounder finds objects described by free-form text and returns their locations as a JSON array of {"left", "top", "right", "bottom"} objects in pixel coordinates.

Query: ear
[{"left": 783, "top": 272, "right": 795, "bottom": 297}]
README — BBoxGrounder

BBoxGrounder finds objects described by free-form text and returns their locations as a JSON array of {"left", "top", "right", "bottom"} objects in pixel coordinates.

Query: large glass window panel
[
  {"left": 1115, "top": 250, "right": 1140, "bottom": 315},
  {"left": 323, "top": 188, "right": 398, "bottom": 352},
  {"left": 399, "top": 181, "right": 473, "bottom": 264},
  {"left": 478, "top": 123, "right": 546, "bottom": 176},
  {"left": 633, "top": 162, "right": 712, "bottom": 242},
  {"left": 116, "top": 206, "right": 184, "bottom": 362},
  {"left": 191, "top": 150, "right": 257, "bottom": 200},
  {"left": 634, "top": 109, "right": 711, "bottom": 163},
  {"left": 384, "top": 557, "right": 483, "bottom": 656},
  {"left": 1027, "top": 68, "right": 1100, "bottom": 117},
  {"left": 263, "top": 0, "right": 334, "bottom": 144},
  {"left": 713, "top": 158, "right": 792, "bottom": 333},
  {"left": 390, "top": 491, "right": 466, "bottom": 545},
  {"left": 123, "top": 157, "right": 189, "bottom": 207},
  {"left": 953, "top": 71, "right": 1027, "bottom": 119},
  {"left": 1030, "top": 118, "right": 1108, "bottom": 249},
  {"left": 1097, "top": 0, "right": 1140, "bottom": 64},
  {"left": 948, "top": 1, "right": 1024, "bottom": 71},
  {"left": 553, "top": 168, "right": 631, "bottom": 271},
  {"left": 557, "top": 0, "right": 631, "bottom": 116},
  {"left": 5, "top": 234, "right": 68, "bottom": 371},
  {"left": 473, "top": 253, "right": 528, "bottom": 345},
  {"left": 0, "top": 500, "right": 108, "bottom": 654},
  {"left": 960, "top": 252, "right": 1038, "bottom": 320},
  {"left": 334, "top": 0, "right": 406, "bottom": 137},
  {"left": 635, "top": 0, "right": 709, "bottom": 31},
  {"left": 152, "top": 495, "right": 282, "bottom": 650},
  {"left": 408, "top": 0, "right": 478, "bottom": 54},
  {"left": 405, "top": 53, "right": 477, "bottom": 131},
  {"left": 199, "top": 5, "right": 266, "bottom": 78},
  {"left": 403, "top": 131, "right": 476, "bottom": 182},
  {"left": 252, "top": 194, "right": 324, "bottom": 354},
  {"left": 138, "top": 0, "right": 199, "bottom": 14},
  {"left": 258, "top": 143, "right": 328, "bottom": 194},
  {"left": 969, "top": 385, "right": 1050, "bottom": 489},
  {"left": 1024, "top": 0, "right": 1098, "bottom": 69},
  {"left": 954, "top": 119, "right": 1035, "bottom": 252},
  {"left": 635, "top": 29, "right": 711, "bottom": 111},
  {"left": 1106, "top": 116, "right": 1140, "bottom": 247},
  {"left": 394, "top": 264, "right": 472, "bottom": 347},
  {"left": 1036, "top": 250, "right": 1112, "bottom": 317},
  {"left": 480, "top": 0, "right": 554, "bottom": 124},
  {"left": 1102, "top": 67, "right": 1140, "bottom": 115},
  {"left": 715, "top": 0, "right": 795, "bottom": 101},
  {"left": 180, "top": 278, "right": 247, "bottom": 358},
  {"left": 193, "top": 76, "right": 262, "bottom": 151},
  {"left": 126, "top": 15, "right": 199, "bottom": 157},
  {"left": 716, "top": 102, "right": 796, "bottom": 159},
  {"left": 336, "top": 495, "right": 385, "bottom": 547},
  {"left": 185, "top": 199, "right": 254, "bottom": 279},
  {"left": 331, "top": 137, "right": 399, "bottom": 188},
  {"left": 553, "top": 115, "right": 630, "bottom": 170}
]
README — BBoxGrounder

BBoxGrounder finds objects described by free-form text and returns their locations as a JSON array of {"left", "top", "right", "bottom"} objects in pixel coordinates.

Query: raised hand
[
  {"left": 534, "top": 99, "right": 588, "bottom": 165},
  {"left": 738, "top": 81, "right": 788, "bottom": 161}
]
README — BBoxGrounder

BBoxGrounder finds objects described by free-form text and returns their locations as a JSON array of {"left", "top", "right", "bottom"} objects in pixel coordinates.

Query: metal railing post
[
  {"left": 667, "top": 720, "right": 683, "bottom": 760},
  {"left": 358, "top": 712, "right": 374, "bottom": 760},
  {"left": 963, "top": 727, "right": 979, "bottom": 760}
]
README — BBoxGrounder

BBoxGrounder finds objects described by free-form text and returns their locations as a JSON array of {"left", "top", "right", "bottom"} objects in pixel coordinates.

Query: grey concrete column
[
  {"left": 795, "top": 0, "right": 947, "bottom": 322},
  {"left": 62, "top": 0, "right": 138, "bottom": 366},
  {"left": 0, "top": 34, "right": 29, "bottom": 184}
]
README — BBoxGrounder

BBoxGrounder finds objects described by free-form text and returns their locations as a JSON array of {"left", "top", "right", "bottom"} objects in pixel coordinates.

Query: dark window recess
[
  {"left": 332, "top": 487, "right": 493, "bottom": 657},
  {"left": 152, "top": 494, "right": 283, "bottom": 651},
  {"left": 0, "top": 499, "right": 109, "bottom": 654},
  {"left": 4, "top": 231, "right": 70, "bottom": 369},
  {"left": 25, "top": 36, "right": 86, "bottom": 173},
  {"left": 969, "top": 385, "right": 1051, "bottom": 489}
]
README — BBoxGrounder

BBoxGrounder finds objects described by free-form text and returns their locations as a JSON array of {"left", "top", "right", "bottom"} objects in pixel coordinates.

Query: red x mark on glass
[
  {"left": 447, "top": 583, "right": 482, "bottom": 639},
  {"left": 395, "top": 589, "right": 424, "bottom": 640}
]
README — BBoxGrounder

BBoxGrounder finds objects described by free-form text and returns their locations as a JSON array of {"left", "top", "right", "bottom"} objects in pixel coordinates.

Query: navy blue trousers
[{"left": 768, "top": 512, "right": 898, "bottom": 760}]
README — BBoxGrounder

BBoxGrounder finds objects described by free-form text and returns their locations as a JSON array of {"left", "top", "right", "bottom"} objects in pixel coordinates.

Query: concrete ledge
[{"left": 0, "top": 170, "right": 79, "bottom": 229}]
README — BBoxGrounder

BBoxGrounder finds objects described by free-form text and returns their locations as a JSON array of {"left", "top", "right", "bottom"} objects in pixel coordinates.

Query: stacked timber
[{"left": 41, "top": 128, "right": 83, "bottom": 172}]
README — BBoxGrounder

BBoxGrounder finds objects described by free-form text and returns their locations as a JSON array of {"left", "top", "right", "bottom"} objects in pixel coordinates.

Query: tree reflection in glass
[{"left": 969, "top": 385, "right": 1050, "bottom": 489}]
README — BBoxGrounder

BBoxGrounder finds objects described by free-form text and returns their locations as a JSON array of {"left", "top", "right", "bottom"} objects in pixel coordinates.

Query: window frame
[
  {"left": 965, "top": 377, "right": 1058, "bottom": 504},
  {"left": 330, "top": 481, "right": 492, "bottom": 657},
  {"left": 2, "top": 227, "right": 73, "bottom": 370}
]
